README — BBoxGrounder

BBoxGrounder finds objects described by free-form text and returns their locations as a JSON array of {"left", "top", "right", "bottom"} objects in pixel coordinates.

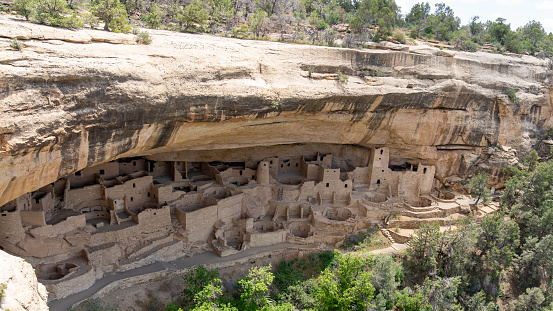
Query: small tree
[
  {"left": 143, "top": 2, "right": 165, "bottom": 29},
  {"left": 182, "top": 266, "right": 220, "bottom": 307},
  {"left": 248, "top": 10, "right": 269, "bottom": 38},
  {"left": 238, "top": 265, "right": 274, "bottom": 310},
  {"left": 91, "top": 0, "right": 131, "bottom": 32},
  {"left": 524, "top": 150, "right": 539, "bottom": 171},
  {"left": 468, "top": 172, "right": 490, "bottom": 206},
  {"left": 12, "top": 0, "right": 36, "bottom": 20},
  {"left": 206, "top": 0, "right": 234, "bottom": 30},
  {"left": 176, "top": 0, "right": 208, "bottom": 31},
  {"left": 35, "top": 0, "right": 83, "bottom": 28}
]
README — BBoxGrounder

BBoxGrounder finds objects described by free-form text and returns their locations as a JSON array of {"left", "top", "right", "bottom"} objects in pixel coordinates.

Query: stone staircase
[{"left": 380, "top": 228, "right": 395, "bottom": 244}]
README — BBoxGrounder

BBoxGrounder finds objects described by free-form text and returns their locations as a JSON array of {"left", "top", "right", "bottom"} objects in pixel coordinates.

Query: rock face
[
  {"left": 0, "top": 250, "right": 49, "bottom": 311},
  {"left": 0, "top": 16, "right": 552, "bottom": 205}
]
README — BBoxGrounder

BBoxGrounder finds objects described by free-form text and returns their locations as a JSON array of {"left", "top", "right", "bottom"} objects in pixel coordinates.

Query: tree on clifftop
[{"left": 91, "top": 0, "right": 131, "bottom": 32}]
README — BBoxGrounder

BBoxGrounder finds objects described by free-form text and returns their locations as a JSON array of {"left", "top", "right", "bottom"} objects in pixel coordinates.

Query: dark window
[
  {"left": 240, "top": 171, "right": 243, "bottom": 176},
  {"left": 281, "top": 164, "right": 283, "bottom": 168},
  {"left": 288, "top": 163, "right": 290, "bottom": 167},
  {"left": 423, "top": 168, "right": 427, "bottom": 174},
  {"left": 148, "top": 192, "right": 150, "bottom": 197},
  {"left": 252, "top": 176, "right": 255, "bottom": 179},
  {"left": 382, "top": 170, "right": 384, "bottom": 172},
  {"left": 153, "top": 213, "right": 156, "bottom": 215},
  {"left": 296, "top": 163, "right": 299, "bottom": 167},
  {"left": 75, "top": 171, "right": 82, "bottom": 176},
  {"left": 130, "top": 197, "right": 134, "bottom": 202},
  {"left": 270, "top": 161, "right": 273, "bottom": 164},
  {"left": 99, "top": 169, "right": 105, "bottom": 175},
  {"left": 345, "top": 184, "right": 348, "bottom": 188},
  {"left": 326, "top": 183, "right": 329, "bottom": 187},
  {"left": 133, "top": 183, "right": 136, "bottom": 188},
  {"left": 377, "top": 179, "right": 381, "bottom": 185},
  {"left": 380, "top": 149, "right": 383, "bottom": 155}
]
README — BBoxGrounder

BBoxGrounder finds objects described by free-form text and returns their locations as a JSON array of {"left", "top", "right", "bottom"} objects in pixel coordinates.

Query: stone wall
[{"left": 29, "top": 215, "right": 86, "bottom": 238}]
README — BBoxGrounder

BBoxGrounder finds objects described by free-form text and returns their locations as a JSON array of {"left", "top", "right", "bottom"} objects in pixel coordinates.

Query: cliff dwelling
[{"left": 0, "top": 145, "right": 468, "bottom": 300}]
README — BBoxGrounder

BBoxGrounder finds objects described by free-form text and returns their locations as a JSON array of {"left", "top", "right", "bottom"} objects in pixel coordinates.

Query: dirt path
[
  {"left": 48, "top": 243, "right": 304, "bottom": 311},
  {"left": 48, "top": 241, "right": 408, "bottom": 310}
]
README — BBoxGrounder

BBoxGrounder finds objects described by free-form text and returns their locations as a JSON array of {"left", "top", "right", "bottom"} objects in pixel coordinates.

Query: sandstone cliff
[
  {"left": 0, "top": 15, "right": 552, "bottom": 205},
  {"left": 0, "top": 250, "right": 49, "bottom": 311}
]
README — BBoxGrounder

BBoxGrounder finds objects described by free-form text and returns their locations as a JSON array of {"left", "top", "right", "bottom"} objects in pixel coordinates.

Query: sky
[{"left": 395, "top": 0, "right": 553, "bottom": 33}]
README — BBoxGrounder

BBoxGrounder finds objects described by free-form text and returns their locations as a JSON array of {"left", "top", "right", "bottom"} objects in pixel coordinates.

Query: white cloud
[
  {"left": 494, "top": 0, "right": 525, "bottom": 6},
  {"left": 536, "top": 0, "right": 553, "bottom": 9}
]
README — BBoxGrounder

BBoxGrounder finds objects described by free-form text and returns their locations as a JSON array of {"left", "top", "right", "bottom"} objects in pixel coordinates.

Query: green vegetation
[
  {"left": 0, "top": 283, "right": 6, "bottom": 303},
  {"left": 174, "top": 0, "right": 208, "bottom": 32},
  {"left": 341, "top": 226, "right": 390, "bottom": 251},
  {"left": 336, "top": 70, "right": 348, "bottom": 85},
  {"left": 6, "top": 0, "right": 553, "bottom": 59},
  {"left": 467, "top": 172, "right": 490, "bottom": 205},
  {"left": 506, "top": 89, "right": 521, "bottom": 103},
  {"left": 10, "top": 38, "right": 25, "bottom": 50},
  {"left": 90, "top": 0, "right": 131, "bottom": 33},
  {"left": 134, "top": 28, "right": 151, "bottom": 44}
]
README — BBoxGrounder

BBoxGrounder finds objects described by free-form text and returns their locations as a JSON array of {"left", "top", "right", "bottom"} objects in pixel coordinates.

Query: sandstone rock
[
  {"left": 333, "top": 23, "right": 349, "bottom": 32},
  {"left": 0, "top": 15, "right": 552, "bottom": 206},
  {"left": 0, "top": 250, "right": 48, "bottom": 311}
]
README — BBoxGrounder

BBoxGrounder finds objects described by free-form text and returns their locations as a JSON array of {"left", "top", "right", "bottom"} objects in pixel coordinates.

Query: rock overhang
[{"left": 0, "top": 15, "right": 552, "bottom": 205}]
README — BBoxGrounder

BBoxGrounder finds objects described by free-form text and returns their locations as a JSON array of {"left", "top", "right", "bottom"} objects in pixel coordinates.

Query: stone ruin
[{"left": 0, "top": 146, "right": 466, "bottom": 300}]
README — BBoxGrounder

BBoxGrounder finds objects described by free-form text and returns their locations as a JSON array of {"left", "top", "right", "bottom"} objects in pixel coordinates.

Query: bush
[
  {"left": 34, "top": 0, "right": 83, "bottom": 29},
  {"left": 336, "top": 71, "right": 348, "bottom": 85},
  {"left": 392, "top": 30, "right": 406, "bottom": 44},
  {"left": 12, "top": 0, "right": 36, "bottom": 20},
  {"left": 142, "top": 2, "right": 165, "bottom": 29},
  {"left": 182, "top": 266, "right": 220, "bottom": 306},
  {"left": 91, "top": 0, "right": 131, "bottom": 33},
  {"left": 505, "top": 89, "right": 520, "bottom": 103},
  {"left": 0, "top": 283, "right": 6, "bottom": 303},
  {"left": 134, "top": 29, "right": 152, "bottom": 44},
  {"left": 175, "top": 0, "right": 208, "bottom": 31},
  {"left": 10, "top": 38, "right": 25, "bottom": 50}
]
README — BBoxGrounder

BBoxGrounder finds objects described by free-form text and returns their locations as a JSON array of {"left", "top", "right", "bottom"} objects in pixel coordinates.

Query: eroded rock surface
[
  {"left": 0, "top": 15, "right": 552, "bottom": 206},
  {"left": 0, "top": 250, "right": 49, "bottom": 311}
]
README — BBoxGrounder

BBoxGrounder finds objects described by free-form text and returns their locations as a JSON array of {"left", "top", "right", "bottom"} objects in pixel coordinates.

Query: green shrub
[
  {"left": 142, "top": 2, "right": 165, "bottom": 29},
  {"left": 175, "top": 0, "right": 208, "bottom": 32},
  {"left": 182, "top": 266, "right": 220, "bottom": 306},
  {"left": 34, "top": 0, "right": 83, "bottom": 29},
  {"left": 409, "top": 28, "right": 418, "bottom": 39},
  {"left": 505, "top": 89, "right": 520, "bottom": 103},
  {"left": 11, "top": 0, "right": 36, "bottom": 20},
  {"left": 134, "top": 29, "right": 152, "bottom": 44},
  {"left": 0, "top": 283, "right": 6, "bottom": 303},
  {"left": 91, "top": 0, "right": 131, "bottom": 33},
  {"left": 336, "top": 70, "right": 348, "bottom": 85},
  {"left": 392, "top": 30, "right": 406, "bottom": 44},
  {"left": 10, "top": 38, "right": 25, "bottom": 50},
  {"left": 544, "top": 127, "right": 553, "bottom": 140}
]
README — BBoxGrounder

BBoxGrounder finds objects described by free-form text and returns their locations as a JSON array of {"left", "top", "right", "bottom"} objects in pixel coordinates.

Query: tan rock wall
[{"left": 0, "top": 15, "right": 551, "bottom": 206}]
